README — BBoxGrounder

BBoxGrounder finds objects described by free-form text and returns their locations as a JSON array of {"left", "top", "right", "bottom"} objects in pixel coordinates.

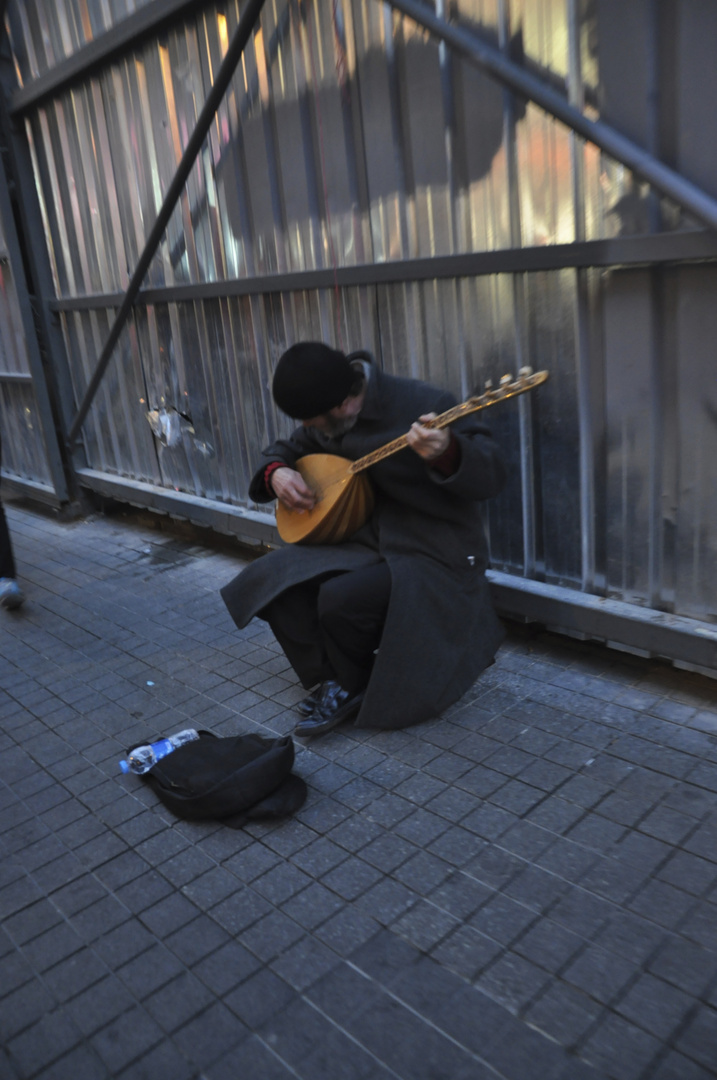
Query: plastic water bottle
[{"left": 119, "top": 729, "right": 199, "bottom": 774}]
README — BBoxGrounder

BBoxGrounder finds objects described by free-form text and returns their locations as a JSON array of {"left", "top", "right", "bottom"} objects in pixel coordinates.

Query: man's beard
[{"left": 323, "top": 413, "right": 358, "bottom": 437}]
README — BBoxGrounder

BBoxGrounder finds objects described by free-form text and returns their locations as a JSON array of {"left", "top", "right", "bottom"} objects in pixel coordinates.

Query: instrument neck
[
  {"left": 349, "top": 403, "right": 468, "bottom": 474},
  {"left": 347, "top": 370, "right": 547, "bottom": 475}
]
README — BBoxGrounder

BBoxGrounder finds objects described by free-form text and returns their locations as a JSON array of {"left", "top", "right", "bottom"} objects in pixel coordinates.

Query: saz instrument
[{"left": 276, "top": 367, "right": 549, "bottom": 545}]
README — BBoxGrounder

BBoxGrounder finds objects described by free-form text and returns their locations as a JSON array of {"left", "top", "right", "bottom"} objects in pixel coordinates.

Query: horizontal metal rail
[
  {"left": 0, "top": 471, "right": 63, "bottom": 507},
  {"left": 46, "top": 229, "right": 717, "bottom": 312},
  {"left": 488, "top": 572, "right": 717, "bottom": 676},
  {"left": 74, "top": 465, "right": 717, "bottom": 678},
  {"left": 0, "top": 370, "right": 33, "bottom": 381},
  {"left": 386, "top": 0, "right": 717, "bottom": 232}
]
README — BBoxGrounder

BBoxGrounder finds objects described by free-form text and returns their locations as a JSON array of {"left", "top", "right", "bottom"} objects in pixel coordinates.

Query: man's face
[{"left": 302, "top": 394, "right": 362, "bottom": 436}]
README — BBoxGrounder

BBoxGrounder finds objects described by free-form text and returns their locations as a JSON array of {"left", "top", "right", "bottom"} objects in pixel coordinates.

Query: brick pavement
[{"left": 1, "top": 496, "right": 716, "bottom": 1080}]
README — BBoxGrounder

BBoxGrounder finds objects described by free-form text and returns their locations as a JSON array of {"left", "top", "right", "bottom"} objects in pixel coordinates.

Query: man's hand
[
  {"left": 406, "top": 414, "right": 450, "bottom": 462},
  {"left": 270, "top": 467, "right": 316, "bottom": 511}
]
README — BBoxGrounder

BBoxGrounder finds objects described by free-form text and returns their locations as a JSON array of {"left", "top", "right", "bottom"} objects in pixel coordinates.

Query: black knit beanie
[{"left": 272, "top": 342, "right": 355, "bottom": 419}]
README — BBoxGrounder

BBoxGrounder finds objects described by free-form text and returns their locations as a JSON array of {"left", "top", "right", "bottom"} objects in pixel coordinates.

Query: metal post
[
  {"left": 0, "top": 34, "right": 72, "bottom": 502},
  {"left": 66, "top": 0, "right": 268, "bottom": 447},
  {"left": 383, "top": 0, "right": 717, "bottom": 231},
  {"left": 567, "top": 0, "right": 595, "bottom": 592}
]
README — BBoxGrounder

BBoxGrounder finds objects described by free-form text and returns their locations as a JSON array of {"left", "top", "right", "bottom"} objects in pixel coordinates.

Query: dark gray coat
[{"left": 221, "top": 363, "right": 507, "bottom": 729}]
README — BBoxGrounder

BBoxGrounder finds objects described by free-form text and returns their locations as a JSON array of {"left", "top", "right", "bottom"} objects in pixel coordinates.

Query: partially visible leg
[
  {"left": 0, "top": 433, "right": 23, "bottom": 609},
  {"left": 317, "top": 561, "right": 391, "bottom": 694},
  {"left": 294, "top": 561, "right": 391, "bottom": 737},
  {"left": 0, "top": 503, "right": 16, "bottom": 579},
  {"left": 259, "top": 574, "right": 341, "bottom": 689}
]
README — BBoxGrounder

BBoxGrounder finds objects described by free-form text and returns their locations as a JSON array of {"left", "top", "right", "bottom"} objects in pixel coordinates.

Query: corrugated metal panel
[
  {"left": 8, "top": 0, "right": 158, "bottom": 82},
  {"left": 3, "top": 0, "right": 717, "bottom": 639},
  {"left": 0, "top": 204, "right": 53, "bottom": 487}
]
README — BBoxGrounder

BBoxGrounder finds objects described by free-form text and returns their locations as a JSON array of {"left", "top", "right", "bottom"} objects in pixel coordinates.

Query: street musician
[{"left": 221, "top": 341, "right": 507, "bottom": 736}]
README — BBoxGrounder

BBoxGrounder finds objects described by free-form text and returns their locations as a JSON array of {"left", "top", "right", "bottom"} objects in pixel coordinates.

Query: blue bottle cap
[{"left": 119, "top": 760, "right": 130, "bottom": 773}]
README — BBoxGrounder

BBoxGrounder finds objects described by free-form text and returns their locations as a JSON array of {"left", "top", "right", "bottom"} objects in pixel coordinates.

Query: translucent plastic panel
[
  {"left": 0, "top": 259, "right": 32, "bottom": 375},
  {"left": 60, "top": 309, "right": 161, "bottom": 481},
  {"left": 0, "top": 382, "right": 52, "bottom": 483},
  {"left": 8, "top": 0, "right": 157, "bottom": 82}
]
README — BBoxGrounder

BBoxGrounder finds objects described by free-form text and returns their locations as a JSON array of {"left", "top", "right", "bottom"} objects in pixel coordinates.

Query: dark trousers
[
  {"left": 261, "top": 562, "right": 391, "bottom": 695},
  {"left": 0, "top": 433, "right": 15, "bottom": 579}
]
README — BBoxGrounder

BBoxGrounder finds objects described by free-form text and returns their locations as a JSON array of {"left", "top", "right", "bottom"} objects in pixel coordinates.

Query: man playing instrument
[{"left": 221, "top": 341, "right": 507, "bottom": 737}]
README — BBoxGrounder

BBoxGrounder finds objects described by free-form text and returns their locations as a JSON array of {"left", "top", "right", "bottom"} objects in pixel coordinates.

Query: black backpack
[{"left": 128, "top": 730, "right": 307, "bottom": 828}]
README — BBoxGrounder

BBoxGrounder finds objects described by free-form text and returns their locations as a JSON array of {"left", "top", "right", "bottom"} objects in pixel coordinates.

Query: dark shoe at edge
[
  {"left": 294, "top": 680, "right": 364, "bottom": 737},
  {"left": 296, "top": 687, "right": 321, "bottom": 717}
]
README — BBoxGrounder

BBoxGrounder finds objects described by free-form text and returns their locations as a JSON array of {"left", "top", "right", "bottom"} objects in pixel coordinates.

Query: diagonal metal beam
[
  {"left": 66, "top": 0, "right": 268, "bottom": 448},
  {"left": 385, "top": 0, "right": 717, "bottom": 233}
]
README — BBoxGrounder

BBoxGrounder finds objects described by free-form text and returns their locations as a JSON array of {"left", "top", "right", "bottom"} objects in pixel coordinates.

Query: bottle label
[{"left": 151, "top": 738, "right": 174, "bottom": 758}]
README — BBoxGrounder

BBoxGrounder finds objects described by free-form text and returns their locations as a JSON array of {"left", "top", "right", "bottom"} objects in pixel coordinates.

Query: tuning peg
[
  {"left": 499, "top": 374, "right": 512, "bottom": 385},
  {"left": 518, "top": 366, "right": 533, "bottom": 376},
  {"left": 484, "top": 378, "right": 494, "bottom": 390}
]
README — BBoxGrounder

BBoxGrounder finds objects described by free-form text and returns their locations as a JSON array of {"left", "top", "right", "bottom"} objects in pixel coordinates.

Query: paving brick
[
  {"left": 6, "top": 1008, "right": 84, "bottom": 1077},
  {"left": 657, "top": 850, "right": 717, "bottom": 896},
  {"left": 115, "top": 1037, "right": 198, "bottom": 1080},
  {"left": 679, "top": 898, "right": 717, "bottom": 950},
  {"left": 628, "top": 877, "right": 697, "bottom": 928},
  {"left": 143, "top": 969, "right": 215, "bottom": 1032},
  {"left": 426, "top": 824, "right": 485, "bottom": 867},
  {"left": 647, "top": 934, "right": 717, "bottom": 996},
  {"left": 563, "top": 943, "right": 637, "bottom": 1004},
  {"left": 3, "top": 897, "right": 63, "bottom": 945},
  {"left": 615, "top": 971, "right": 695, "bottom": 1039},
  {"left": 222, "top": 840, "right": 283, "bottom": 882},
  {"left": 581, "top": 1011, "right": 663, "bottom": 1080},
  {"left": 392, "top": 850, "right": 453, "bottom": 895},
  {"left": 240, "top": 909, "right": 306, "bottom": 962},
  {"left": 4, "top": 502, "right": 717, "bottom": 1080},
  {"left": 43, "top": 947, "right": 110, "bottom": 1003},
  {"left": 350, "top": 994, "right": 485, "bottom": 1080},
  {"left": 0, "top": 978, "right": 58, "bottom": 1042},
  {"left": 428, "top": 869, "right": 492, "bottom": 920},
  {"left": 0, "top": 949, "right": 34, "bottom": 998},
  {"left": 504, "top": 863, "right": 570, "bottom": 913},
  {"left": 269, "top": 933, "right": 339, "bottom": 990},
  {"left": 39, "top": 1044, "right": 109, "bottom": 1080},
  {"left": 477, "top": 948, "right": 551, "bottom": 1012},
  {"left": 592, "top": 909, "right": 666, "bottom": 964},
  {"left": 547, "top": 887, "right": 615, "bottom": 939},
  {"left": 65, "top": 974, "right": 136, "bottom": 1036},
  {"left": 225, "top": 967, "right": 295, "bottom": 1028},
  {"left": 649, "top": 1049, "right": 717, "bottom": 1080},
  {"left": 526, "top": 796, "right": 586, "bottom": 835},
  {"left": 313, "top": 905, "right": 380, "bottom": 956},
  {"left": 514, "top": 918, "right": 584, "bottom": 973},
  {"left": 321, "top": 856, "right": 384, "bottom": 901},
  {"left": 89, "top": 1004, "right": 164, "bottom": 1073},
  {"left": 163, "top": 913, "right": 230, "bottom": 966}
]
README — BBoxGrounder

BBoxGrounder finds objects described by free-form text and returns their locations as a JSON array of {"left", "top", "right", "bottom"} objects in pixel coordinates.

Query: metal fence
[{"left": 2, "top": 0, "right": 717, "bottom": 673}]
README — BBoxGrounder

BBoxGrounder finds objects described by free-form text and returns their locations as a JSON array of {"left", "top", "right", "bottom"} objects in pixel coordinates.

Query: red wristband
[
  {"left": 431, "top": 432, "right": 461, "bottom": 477},
  {"left": 264, "top": 462, "right": 283, "bottom": 495}
]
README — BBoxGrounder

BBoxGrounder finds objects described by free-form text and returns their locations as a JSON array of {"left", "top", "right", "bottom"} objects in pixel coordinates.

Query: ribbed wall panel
[{"left": 2, "top": 0, "right": 717, "bottom": 625}]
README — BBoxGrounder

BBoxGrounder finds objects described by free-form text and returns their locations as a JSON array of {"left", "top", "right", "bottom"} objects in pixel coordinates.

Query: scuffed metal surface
[{"left": 2, "top": 0, "right": 717, "bottom": 628}]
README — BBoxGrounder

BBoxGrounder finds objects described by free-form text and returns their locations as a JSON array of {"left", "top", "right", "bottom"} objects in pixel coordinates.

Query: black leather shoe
[
  {"left": 296, "top": 688, "right": 321, "bottom": 717},
  {"left": 294, "top": 680, "right": 364, "bottom": 737}
]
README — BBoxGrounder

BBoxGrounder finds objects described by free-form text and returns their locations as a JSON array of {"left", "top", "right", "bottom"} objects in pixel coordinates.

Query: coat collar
[{"left": 355, "top": 359, "right": 383, "bottom": 422}]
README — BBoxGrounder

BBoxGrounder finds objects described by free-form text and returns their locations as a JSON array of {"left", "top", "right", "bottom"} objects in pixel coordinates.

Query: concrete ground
[{"left": 1, "top": 495, "right": 716, "bottom": 1080}]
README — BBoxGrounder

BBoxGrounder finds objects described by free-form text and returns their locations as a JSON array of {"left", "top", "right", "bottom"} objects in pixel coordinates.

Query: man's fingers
[
  {"left": 271, "top": 468, "right": 317, "bottom": 510},
  {"left": 407, "top": 420, "right": 450, "bottom": 460}
]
